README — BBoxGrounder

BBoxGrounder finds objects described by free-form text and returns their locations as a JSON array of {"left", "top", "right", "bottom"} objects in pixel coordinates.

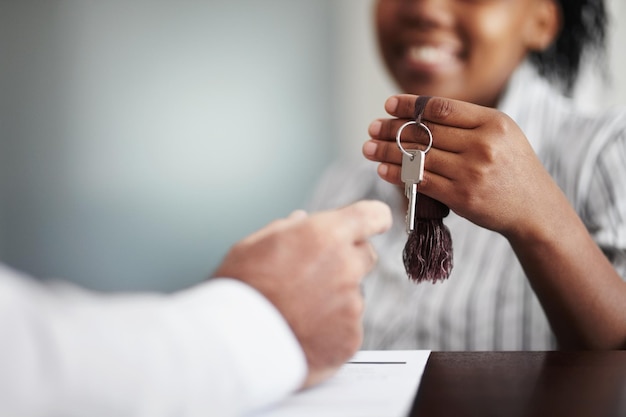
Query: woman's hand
[{"left": 363, "top": 94, "right": 566, "bottom": 240}]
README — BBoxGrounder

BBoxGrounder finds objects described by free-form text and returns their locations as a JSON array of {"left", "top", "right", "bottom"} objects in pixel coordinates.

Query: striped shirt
[{"left": 308, "top": 62, "right": 626, "bottom": 351}]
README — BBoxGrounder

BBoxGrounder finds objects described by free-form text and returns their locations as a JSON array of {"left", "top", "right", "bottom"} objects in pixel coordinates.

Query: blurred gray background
[{"left": 1, "top": 0, "right": 625, "bottom": 292}]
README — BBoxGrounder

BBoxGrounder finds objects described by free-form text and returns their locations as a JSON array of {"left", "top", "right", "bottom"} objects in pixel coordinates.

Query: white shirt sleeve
[{"left": 0, "top": 264, "right": 307, "bottom": 417}]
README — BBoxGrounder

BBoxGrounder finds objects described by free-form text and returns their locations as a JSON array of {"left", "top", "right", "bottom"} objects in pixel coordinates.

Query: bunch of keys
[{"left": 396, "top": 120, "right": 433, "bottom": 233}]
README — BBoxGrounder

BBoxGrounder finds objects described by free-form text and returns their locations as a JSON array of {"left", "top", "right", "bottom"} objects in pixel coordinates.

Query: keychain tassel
[
  {"left": 400, "top": 95, "right": 454, "bottom": 283},
  {"left": 403, "top": 194, "right": 453, "bottom": 283}
]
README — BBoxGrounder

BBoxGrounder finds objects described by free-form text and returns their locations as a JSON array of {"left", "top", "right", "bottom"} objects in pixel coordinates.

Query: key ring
[{"left": 396, "top": 121, "right": 433, "bottom": 159}]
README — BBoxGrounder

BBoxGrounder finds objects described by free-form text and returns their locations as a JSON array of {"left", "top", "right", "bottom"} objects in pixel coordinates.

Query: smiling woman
[
  {"left": 310, "top": 0, "right": 626, "bottom": 352},
  {"left": 0, "top": 1, "right": 335, "bottom": 292}
]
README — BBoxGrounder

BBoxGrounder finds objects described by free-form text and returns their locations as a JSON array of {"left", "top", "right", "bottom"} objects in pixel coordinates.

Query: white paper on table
[{"left": 249, "top": 350, "right": 431, "bottom": 417}]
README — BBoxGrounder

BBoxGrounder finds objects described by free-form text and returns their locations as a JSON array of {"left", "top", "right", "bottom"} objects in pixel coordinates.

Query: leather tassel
[{"left": 403, "top": 194, "right": 453, "bottom": 283}]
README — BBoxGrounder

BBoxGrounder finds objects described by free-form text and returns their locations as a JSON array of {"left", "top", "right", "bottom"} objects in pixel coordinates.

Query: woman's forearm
[{"left": 509, "top": 203, "right": 626, "bottom": 350}]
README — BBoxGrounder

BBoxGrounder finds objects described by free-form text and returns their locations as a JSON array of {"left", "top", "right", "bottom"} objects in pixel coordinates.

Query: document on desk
[{"left": 250, "top": 350, "right": 430, "bottom": 417}]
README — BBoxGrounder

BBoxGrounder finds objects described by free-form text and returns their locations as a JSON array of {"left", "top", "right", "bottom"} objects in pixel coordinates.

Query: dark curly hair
[{"left": 529, "top": 0, "right": 608, "bottom": 94}]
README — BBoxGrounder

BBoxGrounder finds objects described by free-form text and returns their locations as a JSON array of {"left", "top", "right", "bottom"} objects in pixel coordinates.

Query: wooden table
[{"left": 408, "top": 351, "right": 626, "bottom": 417}]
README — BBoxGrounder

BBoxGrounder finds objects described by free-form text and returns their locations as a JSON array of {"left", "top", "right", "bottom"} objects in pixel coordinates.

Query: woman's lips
[
  {"left": 400, "top": 43, "right": 460, "bottom": 77},
  {"left": 404, "top": 44, "right": 459, "bottom": 73}
]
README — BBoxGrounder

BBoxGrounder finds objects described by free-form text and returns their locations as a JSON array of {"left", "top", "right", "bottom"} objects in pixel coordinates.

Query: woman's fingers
[
  {"left": 370, "top": 146, "right": 458, "bottom": 185},
  {"left": 385, "top": 95, "right": 494, "bottom": 128}
]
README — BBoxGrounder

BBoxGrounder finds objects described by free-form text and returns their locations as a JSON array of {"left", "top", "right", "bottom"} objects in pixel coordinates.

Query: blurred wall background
[
  {"left": 1, "top": 0, "right": 625, "bottom": 292},
  {"left": 0, "top": 0, "right": 335, "bottom": 291}
]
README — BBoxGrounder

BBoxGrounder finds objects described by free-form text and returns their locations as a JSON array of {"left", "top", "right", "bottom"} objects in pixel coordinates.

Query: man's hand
[{"left": 212, "top": 200, "right": 392, "bottom": 387}]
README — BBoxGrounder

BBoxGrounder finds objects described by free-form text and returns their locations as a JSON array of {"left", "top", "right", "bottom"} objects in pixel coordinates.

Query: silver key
[{"left": 401, "top": 150, "right": 425, "bottom": 232}]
